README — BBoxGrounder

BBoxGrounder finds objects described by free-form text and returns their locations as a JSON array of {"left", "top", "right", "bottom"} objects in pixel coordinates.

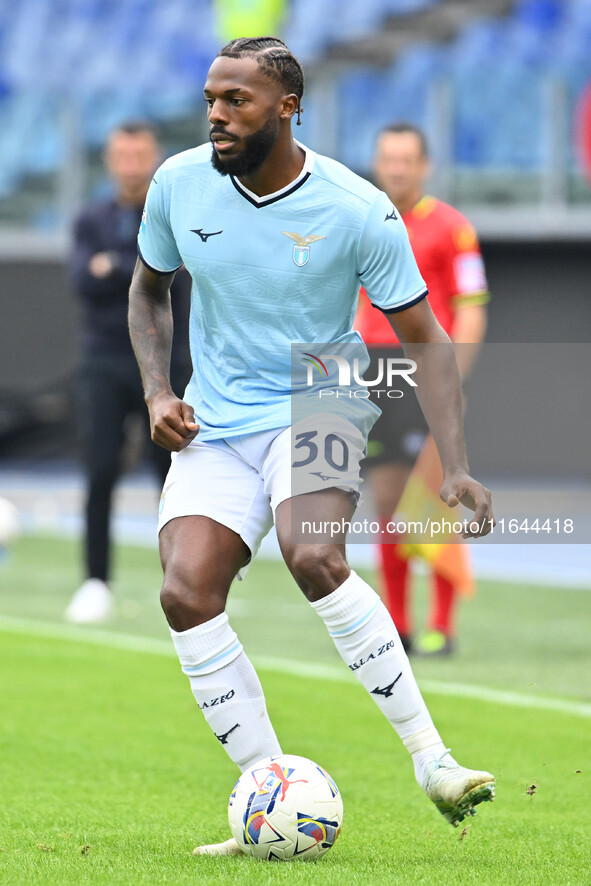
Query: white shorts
[{"left": 157, "top": 415, "right": 366, "bottom": 577}]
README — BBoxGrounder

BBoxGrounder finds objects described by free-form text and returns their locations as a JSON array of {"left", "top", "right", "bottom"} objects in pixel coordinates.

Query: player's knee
[
  {"left": 160, "top": 569, "right": 227, "bottom": 630},
  {"left": 287, "top": 545, "right": 349, "bottom": 602}
]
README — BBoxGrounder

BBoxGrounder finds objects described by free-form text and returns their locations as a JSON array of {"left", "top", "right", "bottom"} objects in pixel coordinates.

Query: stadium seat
[
  {"left": 383, "top": 0, "right": 440, "bottom": 14},
  {"left": 283, "top": 0, "right": 338, "bottom": 62},
  {"left": 1, "top": 0, "right": 591, "bottom": 220}
]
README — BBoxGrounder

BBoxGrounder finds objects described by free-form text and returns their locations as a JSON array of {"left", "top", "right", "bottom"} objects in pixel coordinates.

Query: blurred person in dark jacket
[{"left": 65, "top": 122, "right": 191, "bottom": 624}]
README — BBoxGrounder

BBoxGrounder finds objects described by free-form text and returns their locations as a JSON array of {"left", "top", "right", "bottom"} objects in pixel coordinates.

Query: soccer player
[
  {"left": 128, "top": 37, "right": 495, "bottom": 855},
  {"left": 355, "top": 124, "right": 489, "bottom": 656}
]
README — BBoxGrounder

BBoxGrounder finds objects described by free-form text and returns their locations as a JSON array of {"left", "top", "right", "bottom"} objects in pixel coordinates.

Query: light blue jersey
[{"left": 138, "top": 142, "right": 427, "bottom": 441}]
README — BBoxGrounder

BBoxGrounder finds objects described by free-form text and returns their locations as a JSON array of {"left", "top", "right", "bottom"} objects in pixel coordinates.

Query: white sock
[
  {"left": 170, "top": 613, "right": 282, "bottom": 772},
  {"left": 311, "top": 571, "right": 446, "bottom": 782}
]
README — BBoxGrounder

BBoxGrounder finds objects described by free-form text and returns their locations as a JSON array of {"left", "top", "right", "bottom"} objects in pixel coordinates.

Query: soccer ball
[
  {"left": 228, "top": 754, "right": 343, "bottom": 861},
  {"left": 0, "top": 497, "right": 19, "bottom": 549}
]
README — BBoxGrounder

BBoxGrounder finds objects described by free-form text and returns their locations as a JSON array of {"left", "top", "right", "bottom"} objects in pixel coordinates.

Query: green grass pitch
[{"left": 0, "top": 534, "right": 590, "bottom": 884}]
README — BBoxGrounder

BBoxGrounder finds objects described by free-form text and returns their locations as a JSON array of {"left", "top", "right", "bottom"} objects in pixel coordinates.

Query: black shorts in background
[{"left": 363, "top": 346, "right": 428, "bottom": 468}]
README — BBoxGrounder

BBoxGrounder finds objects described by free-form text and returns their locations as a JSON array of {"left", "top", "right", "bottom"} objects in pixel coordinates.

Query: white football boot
[
  {"left": 192, "top": 837, "right": 243, "bottom": 857},
  {"left": 422, "top": 749, "right": 495, "bottom": 826},
  {"left": 64, "top": 579, "right": 114, "bottom": 624}
]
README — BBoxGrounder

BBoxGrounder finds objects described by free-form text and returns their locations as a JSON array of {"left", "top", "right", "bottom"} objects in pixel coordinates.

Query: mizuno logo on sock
[
  {"left": 215, "top": 723, "right": 240, "bottom": 745},
  {"left": 370, "top": 671, "right": 403, "bottom": 698}
]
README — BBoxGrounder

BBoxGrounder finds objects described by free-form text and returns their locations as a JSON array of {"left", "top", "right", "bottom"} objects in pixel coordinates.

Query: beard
[{"left": 210, "top": 115, "right": 280, "bottom": 177}]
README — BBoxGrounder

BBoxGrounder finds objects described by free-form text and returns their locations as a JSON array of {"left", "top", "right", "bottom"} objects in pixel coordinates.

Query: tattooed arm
[
  {"left": 128, "top": 258, "right": 198, "bottom": 451},
  {"left": 387, "top": 296, "right": 494, "bottom": 538}
]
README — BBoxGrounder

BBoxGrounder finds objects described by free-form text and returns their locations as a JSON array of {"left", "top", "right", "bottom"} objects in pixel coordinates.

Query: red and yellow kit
[{"left": 356, "top": 196, "right": 489, "bottom": 342}]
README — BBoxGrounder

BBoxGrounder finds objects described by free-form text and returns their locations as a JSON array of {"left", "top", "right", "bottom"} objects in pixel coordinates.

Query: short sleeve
[
  {"left": 357, "top": 192, "right": 427, "bottom": 314},
  {"left": 450, "top": 220, "right": 489, "bottom": 304},
  {"left": 137, "top": 169, "right": 183, "bottom": 274}
]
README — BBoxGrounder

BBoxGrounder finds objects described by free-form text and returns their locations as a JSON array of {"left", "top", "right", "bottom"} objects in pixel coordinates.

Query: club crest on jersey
[{"left": 281, "top": 231, "right": 326, "bottom": 267}]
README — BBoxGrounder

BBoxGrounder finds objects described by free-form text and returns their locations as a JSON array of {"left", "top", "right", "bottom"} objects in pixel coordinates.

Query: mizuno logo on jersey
[
  {"left": 384, "top": 206, "right": 398, "bottom": 221},
  {"left": 191, "top": 228, "right": 223, "bottom": 242},
  {"left": 281, "top": 231, "right": 326, "bottom": 267}
]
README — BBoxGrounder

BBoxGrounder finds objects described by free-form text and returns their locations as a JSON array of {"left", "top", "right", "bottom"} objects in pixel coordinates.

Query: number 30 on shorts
[
  {"left": 292, "top": 430, "right": 349, "bottom": 472},
  {"left": 288, "top": 415, "right": 366, "bottom": 498}
]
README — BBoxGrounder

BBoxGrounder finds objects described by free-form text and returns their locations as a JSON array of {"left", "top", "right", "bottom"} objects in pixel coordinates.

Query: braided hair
[{"left": 217, "top": 37, "right": 305, "bottom": 125}]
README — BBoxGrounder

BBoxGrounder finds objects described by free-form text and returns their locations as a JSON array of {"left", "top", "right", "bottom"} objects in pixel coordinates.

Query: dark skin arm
[
  {"left": 387, "top": 297, "right": 495, "bottom": 538},
  {"left": 128, "top": 259, "right": 199, "bottom": 451}
]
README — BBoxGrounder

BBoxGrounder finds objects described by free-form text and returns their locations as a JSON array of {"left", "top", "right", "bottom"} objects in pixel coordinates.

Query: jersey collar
[
  {"left": 230, "top": 142, "right": 315, "bottom": 208},
  {"left": 408, "top": 195, "right": 437, "bottom": 220}
]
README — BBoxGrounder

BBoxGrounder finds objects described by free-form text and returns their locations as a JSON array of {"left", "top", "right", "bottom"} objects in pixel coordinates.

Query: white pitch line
[
  {"left": 416, "top": 679, "right": 591, "bottom": 719},
  {"left": 1, "top": 614, "right": 590, "bottom": 719},
  {"left": 252, "top": 655, "right": 591, "bottom": 719},
  {"left": 0, "top": 614, "right": 174, "bottom": 656}
]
